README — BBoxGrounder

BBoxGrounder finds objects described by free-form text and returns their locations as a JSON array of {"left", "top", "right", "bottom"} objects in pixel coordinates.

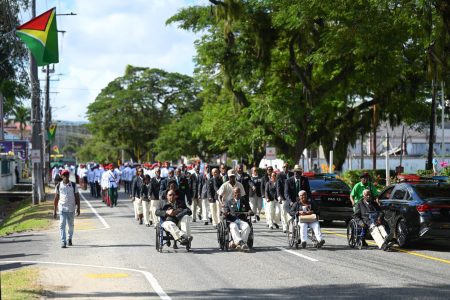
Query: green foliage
[
  {"left": 167, "top": 0, "right": 443, "bottom": 169},
  {"left": 441, "top": 167, "right": 450, "bottom": 177},
  {"left": 7, "top": 105, "right": 30, "bottom": 139},
  {"left": 0, "top": 0, "right": 30, "bottom": 115},
  {"left": 417, "top": 169, "right": 435, "bottom": 177},
  {"left": 85, "top": 66, "right": 200, "bottom": 162}
]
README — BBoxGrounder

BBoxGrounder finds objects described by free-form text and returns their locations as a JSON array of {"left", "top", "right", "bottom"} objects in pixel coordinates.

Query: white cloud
[{"left": 29, "top": 0, "right": 208, "bottom": 121}]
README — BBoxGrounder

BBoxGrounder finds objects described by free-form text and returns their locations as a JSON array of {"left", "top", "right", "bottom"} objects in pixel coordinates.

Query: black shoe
[
  {"left": 149, "top": 221, "right": 153, "bottom": 226},
  {"left": 179, "top": 238, "right": 188, "bottom": 246},
  {"left": 198, "top": 214, "right": 202, "bottom": 220},
  {"left": 317, "top": 240, "right": 325, "bottom": 248},
  {"left": 61, "top": 242, "right": 67, "bottom": 248},
  {"left": 209, "top": 217, "right": 212, "bottom": 223},
  {"left": 362, "top": 239, "right": 368, "bottom": 247},
  {"left": 139, "top": 220, "right": 143, "bottom": 225},
  {"left": 173, "top": 242, "right": 179, "bottom": 249},
  {"left": 256, "top": 215, "right": 260, "bottom": 221},
  {"left": 146, "top": 224, "right": 150, "bottom": 227},
  {"left": 301, "top": 241, "right": 307, "bottom": 249},
  {"left": 193, "top": 219, "right": 196, "bottom": 222},
  {"left": 68, "top": 239, "right": 72, "bottom": 246},
  {"left": 204, "top": 221, "right": 209, "bottom": 225},
  {"left": 273, "top": 223, "right": 279, "bottom": 229}
]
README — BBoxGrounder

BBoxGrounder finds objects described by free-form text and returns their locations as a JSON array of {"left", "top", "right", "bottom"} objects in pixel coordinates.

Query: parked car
[
  {"left": 305, "top": 174, "right": 353, "bottom": 225},
  {"left": 379, "top": 181, "right": 450, "bottom": 247}
]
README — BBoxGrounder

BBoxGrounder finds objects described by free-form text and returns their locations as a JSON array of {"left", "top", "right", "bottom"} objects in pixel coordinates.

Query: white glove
[{"left": 278, "top": 196, "right": 282, "bottom": 201}]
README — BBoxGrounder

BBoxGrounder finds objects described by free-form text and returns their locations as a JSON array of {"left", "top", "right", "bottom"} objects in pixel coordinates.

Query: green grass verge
[
  {"left": 1, "top": 267, "right": 44, "bottom": 299},
  {"left": 0, "top": 198, "right": 53, "bottom": 237}
]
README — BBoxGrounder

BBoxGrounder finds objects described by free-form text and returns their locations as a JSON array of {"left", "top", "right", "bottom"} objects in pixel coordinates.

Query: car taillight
[{"left": 417, "top": 203, "right": 431, "bottom": 212}]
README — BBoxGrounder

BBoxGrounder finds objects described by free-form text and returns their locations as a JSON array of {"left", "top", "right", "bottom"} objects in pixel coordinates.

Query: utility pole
[
  {"left": 441, "top": 81, "right": 446, "bottom": 158},
  {"left": 43, "top": 65, "right": 54, "bottom": 185},
  {"left": 0, "top": 92, "right": 4, "bottom": 141},
  {"left": 427, "top": 77, "right": 437, "bottom": 170},
  {"left": 30, "top": 0, "right": 44, "bottom": 204}
]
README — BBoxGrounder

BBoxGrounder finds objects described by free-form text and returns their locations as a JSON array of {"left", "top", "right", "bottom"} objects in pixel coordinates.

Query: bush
[
  {"left": 417, "top": 169, "right": 434, "bottom": 177},
  {"left": 341, "top": 169, "right": 396, "bottom": 189}
]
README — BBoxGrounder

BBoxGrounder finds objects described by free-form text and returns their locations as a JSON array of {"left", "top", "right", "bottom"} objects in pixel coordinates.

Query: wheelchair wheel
[
  {"left": 287, "top": 219, "right": 296, "bottom": 248},
  {"left": 247, "top": 227, "right": 254, "bottom": 249},
  {"left": 155, "top": 225, "right": 162, "bottom": 253},
  {"left": 347, "top": 219, "right": 357, "bottom": 249},
  {"left": 308, "top": 228, "right": 318, "bottom": 248},
  {"left": 224, "top": 227, "right": 230, "bottom": 252}
]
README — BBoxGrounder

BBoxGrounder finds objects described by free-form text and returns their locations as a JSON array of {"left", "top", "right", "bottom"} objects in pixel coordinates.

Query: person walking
[
  {"left": 131, "top": 168, "right": 145, "bottom": 224},
  {"left": 207, "top": 168, "right": 223, "bottom": 228},
  {"left": 249, "top": 167, "right": 262, "bottom": 223},
  {"left": 350, "top": 172, "right": 379, "bottom": 210},
  {"left": 277, "top": 162, "right": 293, "bottom": 233},
  {"left": 53, "top": 170, "right": 80, "bottom": 248},
  {"left": 149, "top": 168, "right": 162, "bottom": 226}
]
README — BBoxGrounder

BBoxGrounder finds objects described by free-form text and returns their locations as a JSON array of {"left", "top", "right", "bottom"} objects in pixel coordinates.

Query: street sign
[
  {"left": 31, "top": 149, "right": 40, "bottom": 163},
  {"left": 266, "top": 147, "right": 276, "bottom": 160}
]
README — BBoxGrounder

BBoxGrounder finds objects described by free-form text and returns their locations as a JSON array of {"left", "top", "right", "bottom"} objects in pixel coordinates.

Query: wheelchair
[
  {"left": 287, "top": 217, "right": 318, "bottom": 249},
  {"left": 217, "top": 214, "right": 254, "bottom": 251},
  {"left": 155, "top": 218, "right": 191, "bottom": 253}
]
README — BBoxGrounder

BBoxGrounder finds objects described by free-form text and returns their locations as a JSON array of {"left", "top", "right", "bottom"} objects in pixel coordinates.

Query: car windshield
[
  {"left": 414, "top": 185, "right": 450, "bottom": 198},
  {"left": 309, "top": 179, "right": 350, "bottom": 191}
]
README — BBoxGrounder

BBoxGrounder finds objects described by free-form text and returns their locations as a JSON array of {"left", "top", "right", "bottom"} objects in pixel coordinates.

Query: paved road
[{"left": 1, "top": 190, "right": 450, "bottom": 299}]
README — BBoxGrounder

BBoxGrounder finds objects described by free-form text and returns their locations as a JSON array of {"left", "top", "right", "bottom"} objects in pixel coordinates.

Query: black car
[
  {"left": 379, "top": 182, "right": 450, "bottom": 246},
  {"left": 308, "top": 175, "right": 353, "bottom": 224}
]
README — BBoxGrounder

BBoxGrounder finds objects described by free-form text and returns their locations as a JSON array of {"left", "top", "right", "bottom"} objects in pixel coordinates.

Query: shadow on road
[{"left": 166, "top": 284, "right": 450, "bottom": 299}]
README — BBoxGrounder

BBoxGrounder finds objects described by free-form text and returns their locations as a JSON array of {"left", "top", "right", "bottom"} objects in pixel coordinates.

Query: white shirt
[
  {"left": 217, "top": 180, "right": 246, "bottom": 202},
  {"left": 56, "top": 181, "right": 78, "bottom": 212},
  {"left": 106, "top": 169, "right": 118, "bottom": 188}
]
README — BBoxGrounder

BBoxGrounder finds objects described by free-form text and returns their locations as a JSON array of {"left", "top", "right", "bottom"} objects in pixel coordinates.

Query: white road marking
[
  {"left": 80, "top": 192, "right": 110, "bottom": 229},
  {"left": 276, "top": 247, "right": 318, "bottom": 262},
  {"left": 0, "top": 260, "right": 171, "bottom": 300}
]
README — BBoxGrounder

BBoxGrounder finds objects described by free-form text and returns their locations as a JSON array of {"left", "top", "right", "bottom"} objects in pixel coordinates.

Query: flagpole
[{"left": 30, "top": 0, "right": 44, "bottom": 204}]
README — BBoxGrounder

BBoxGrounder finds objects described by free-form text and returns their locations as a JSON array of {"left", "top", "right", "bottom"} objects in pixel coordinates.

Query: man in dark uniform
[
  {"left": 284, "top": 164, "right": 312, "bottom": 209},
  {"left": 236, "top": 164, "right": 255, "bottom": 203},
  {"left": 277, "top": 162, "right": 294, "bottom": 232},
  {"left": 189, "top": 165, "right": 201, "bottom": 222}
]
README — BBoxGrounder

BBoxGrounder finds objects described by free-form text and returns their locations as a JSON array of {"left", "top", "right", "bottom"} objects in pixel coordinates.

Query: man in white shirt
[
  {"left": 217, "top": 169, "right": 246, "bottom": 204},
  {"left": 53, "top": 170, "right": 80, "bottom": 248}
]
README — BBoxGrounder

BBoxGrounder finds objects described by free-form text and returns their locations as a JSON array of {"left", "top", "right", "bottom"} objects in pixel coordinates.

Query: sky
[{"left": 21, "top": 0, "right": 208, "bottom": 122}]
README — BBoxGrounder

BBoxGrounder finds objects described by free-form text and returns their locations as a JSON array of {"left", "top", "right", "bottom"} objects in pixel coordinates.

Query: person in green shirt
[{"left": 350, "top": 172, "right": 379, "bottom": 209}]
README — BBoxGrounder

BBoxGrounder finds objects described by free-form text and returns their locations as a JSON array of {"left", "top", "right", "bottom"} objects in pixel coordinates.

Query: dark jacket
[
  {"left": 176, "top": 175, "right": 192, "bottom": 205},
  {"left": 189, "top": 172, "right": 200, "bottom": 200},
  {"left": 141, "top": 183, "right": 150, "bottom": 201},
  {"left": 155, "top": 198, "right": 192, "bottom": 224},
  {"left": 149, "top": 177, "right": 161, "bottom": 200},
  {"left": 199, "top": 173, "right": 210, "bottom": 199},
  {"left": 236, "top": 172, "right": 254, "bottom": 200},
  {"left": 249, "top": 175, "right": 262, "bottom": 198},
  {"left": 261, "top": 174, "right": 271, "bottom": 198},
  {"left": 159, "top": 176, "right": 175, "bottom": 200},
  {"left": 265, "top": 180, "right": 278, "bottom": 202},
  {"left": 284, "top": 176, "right": 312, "bottom": 206},
  {"left": 354, "top": 199, "right": 383, "bottom": 226},
  {"left": 223, "top": 196, "right": 252, "bottom": 222},
  {"left": 131, "top": 175, "right": 144, "bottom": 198},
  {"left": 207, "top": 176, "right": 223, "bottom": 202},
  {"left": 276, "top": 171, "right": 293, "bottom": 201}
]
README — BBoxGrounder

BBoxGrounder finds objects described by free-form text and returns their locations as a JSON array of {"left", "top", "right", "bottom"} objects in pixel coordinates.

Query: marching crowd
[{"left": 52, "top": 161, "right": 386, "bottom": 251}]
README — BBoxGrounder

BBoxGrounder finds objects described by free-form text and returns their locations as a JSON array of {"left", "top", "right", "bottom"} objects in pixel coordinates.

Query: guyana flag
[
  {"left": 16, "top": 8, "right": 59, "bottom": 66},
  {"left": 52, "top": 145, "right": 60, "bottom": 154},
  {"left": 47, "top": 123, "right": 57, "bottom": 141}
]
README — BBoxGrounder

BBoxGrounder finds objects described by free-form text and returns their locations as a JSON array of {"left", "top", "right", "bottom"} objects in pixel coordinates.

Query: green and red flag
[
  {"left": 47, "top": 123, "right": 57, "bottom": 141},
  {"left": 16, "top": 7, "right": 59, "bottom": 66}
]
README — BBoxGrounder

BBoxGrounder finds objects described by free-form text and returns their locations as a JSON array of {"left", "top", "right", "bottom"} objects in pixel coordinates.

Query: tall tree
[
  {"left": 85, "top": 66, "right": 200, "bottom": 162},
  {"left": 8, "top": 105, "right": 30, "bottom": 139}
]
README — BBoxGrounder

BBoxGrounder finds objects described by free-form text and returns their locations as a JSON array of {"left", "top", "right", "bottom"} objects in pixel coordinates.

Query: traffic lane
[
  {"left": 78, "top": 193, "right": 450, "bottom": 298},
  {"left": 145, "top": 221, "right": 450, "bottom": 299},
  {"left": 321, "top": 221, "right": 450, "bottom": 265}
]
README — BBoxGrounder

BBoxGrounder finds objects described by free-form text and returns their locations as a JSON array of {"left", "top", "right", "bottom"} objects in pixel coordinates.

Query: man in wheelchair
[
  {"left": 223, "top": 187, "right": 254, "bottom": 251},
  {"left": 155, "top": 191, "right": 193, "bottom": 247},
  {"left": 353, "top": 189, "right": 384, "bottom": 248},
  {"left": 289, "top": 190, "right": 325, "bottom": 248}
]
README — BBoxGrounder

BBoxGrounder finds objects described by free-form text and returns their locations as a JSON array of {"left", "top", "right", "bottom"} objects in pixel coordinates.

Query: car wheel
[{"left": 396, "top": 219, "right": 408, "bottom": 247}]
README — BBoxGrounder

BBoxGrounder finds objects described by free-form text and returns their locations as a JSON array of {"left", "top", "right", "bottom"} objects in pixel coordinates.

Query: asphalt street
[{"left": 1, "top": 190, "right": 450, "bottom": 299}]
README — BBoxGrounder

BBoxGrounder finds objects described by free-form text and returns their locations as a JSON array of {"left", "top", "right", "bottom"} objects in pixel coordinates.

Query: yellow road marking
[
  {"left": 85, "top": 273, "right": 129, "bottom": 279},
  {"left": 322, "top": 229, "right": 450, "bottom": 265}
]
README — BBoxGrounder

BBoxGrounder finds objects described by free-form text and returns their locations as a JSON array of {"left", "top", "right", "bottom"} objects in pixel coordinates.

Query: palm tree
[{"left": 8, "top": 105, "right": 31, "bottom": 139}]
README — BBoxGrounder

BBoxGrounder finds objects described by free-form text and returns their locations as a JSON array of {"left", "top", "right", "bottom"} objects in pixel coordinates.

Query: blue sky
[{"left": 20, "top": 0, "right": 208, "bottom": 121}]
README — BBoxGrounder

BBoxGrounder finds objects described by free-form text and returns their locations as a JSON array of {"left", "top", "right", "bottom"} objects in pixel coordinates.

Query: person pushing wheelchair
[{"left": 223, "top": 187, "right": 254, "bottom": 251}]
